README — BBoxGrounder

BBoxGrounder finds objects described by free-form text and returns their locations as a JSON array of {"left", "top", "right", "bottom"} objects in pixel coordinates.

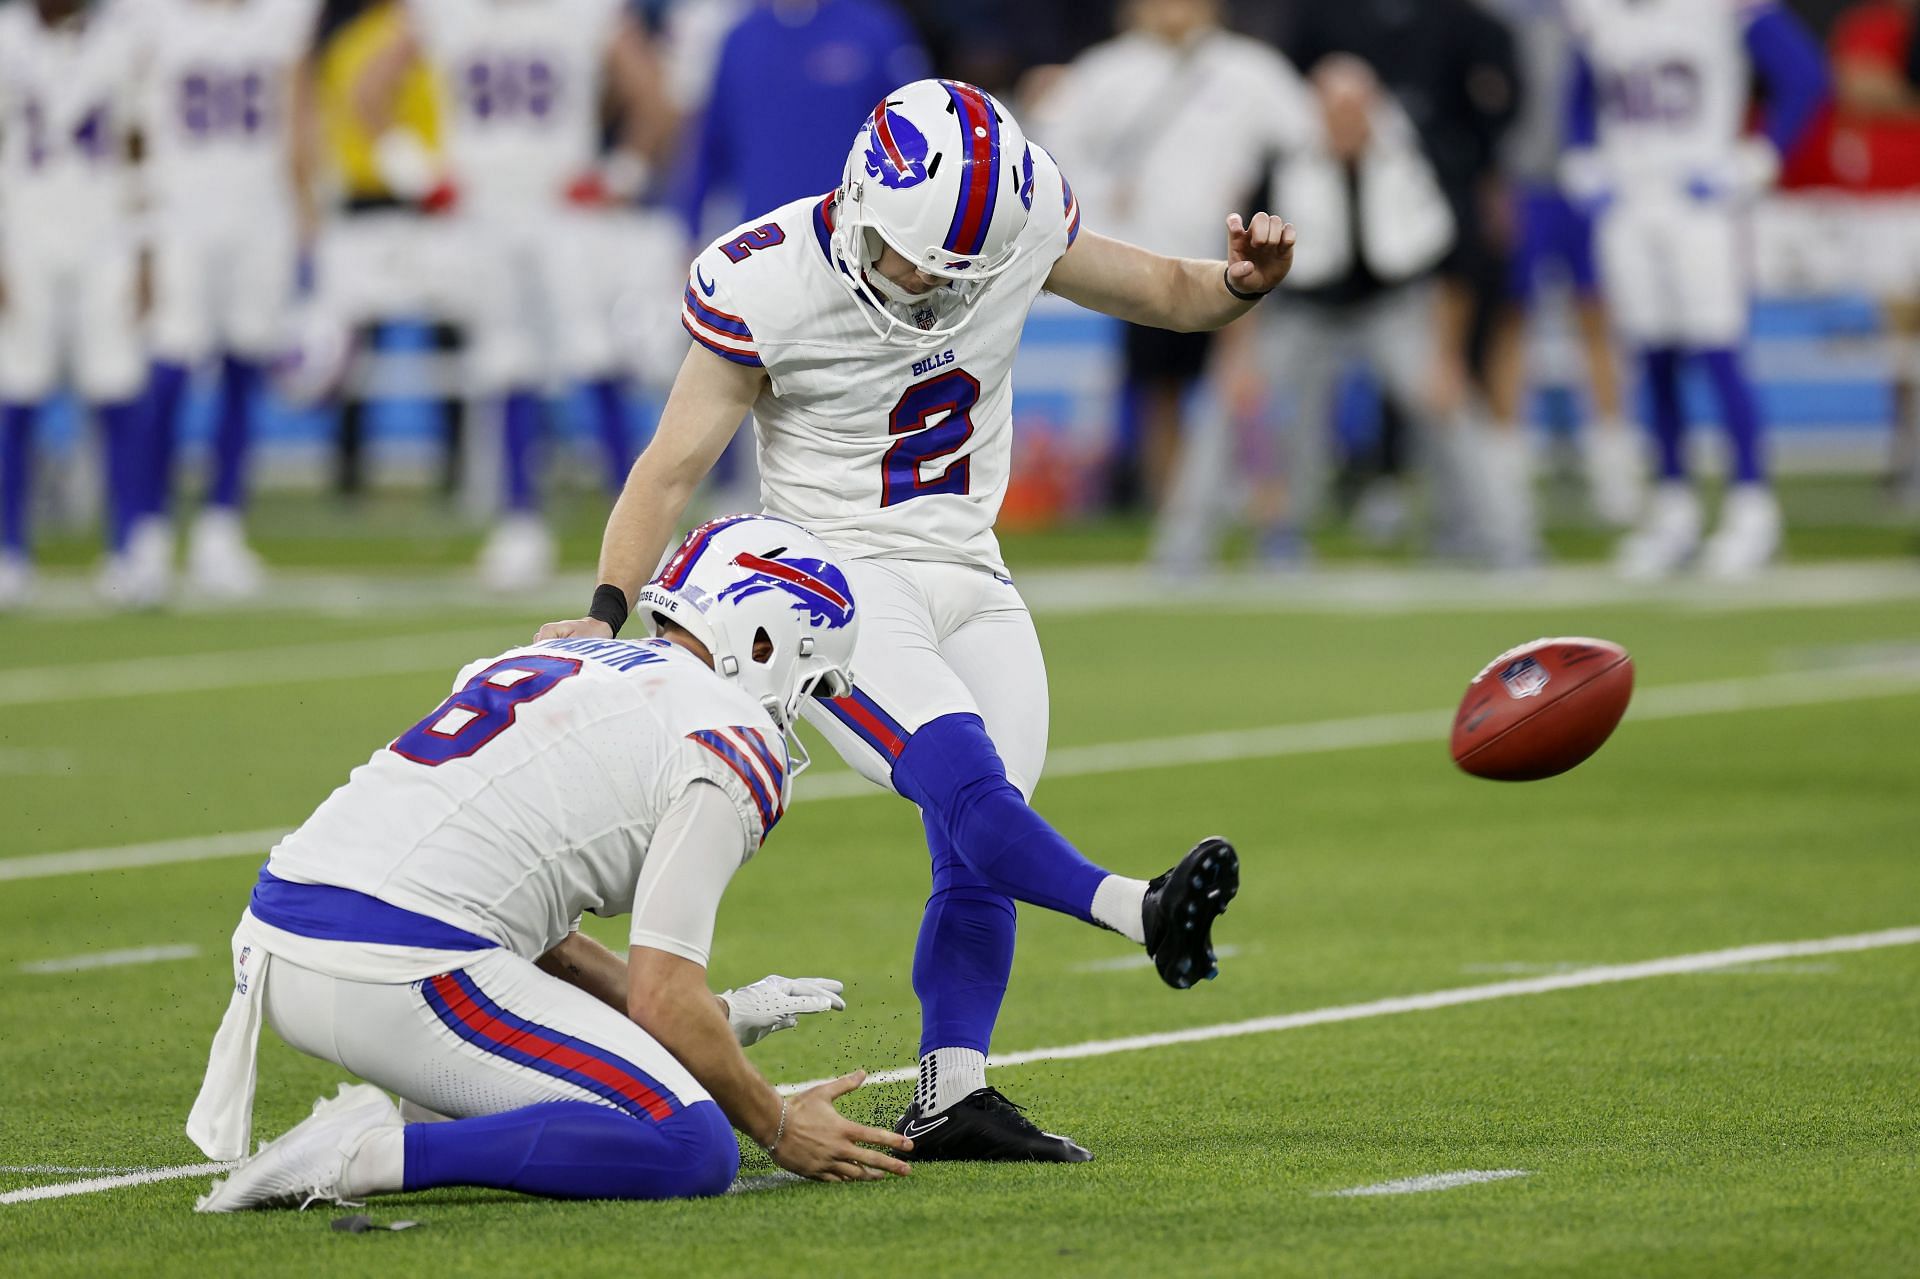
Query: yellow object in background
[{"left": 314, "top": 0, "right": 441, "bottom": 200}]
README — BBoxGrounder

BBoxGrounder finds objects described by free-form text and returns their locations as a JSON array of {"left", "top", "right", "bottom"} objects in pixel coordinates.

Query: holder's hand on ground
[
  {"left": 533, "top": 617, "right": 613, "bottom": 643},
  {"left": 1226, "top": 212, "right": 1296, "bottom": 295},
  {"left": 771, "top": 1070, "right": 913, "bottom": 1182},
  {"left": 721, "top": 975, "right": 846, "bottom": 1047}
]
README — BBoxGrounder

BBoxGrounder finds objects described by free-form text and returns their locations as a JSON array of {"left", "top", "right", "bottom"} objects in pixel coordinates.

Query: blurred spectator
[
  {"left": 305, "top": 0, "right": 467, "bottom": 502},
  {"left": 677, "top": 0, "right": 928, "bottom": 240},
  {"left": 1282, "top": 0, "right": 1525, "bottom": 558},
  {"left": 1152, "top": 56, "right": 1492, "bottom": 570},
  {"left": 1034, "top": 0, "right": 1313, "bottom": 513},
  {"left": 1826, "top": 0, "right": 1920, "bottom": 505},
  {"left": 1480, "top": 0, "right": 1642, "bottom": 530}
]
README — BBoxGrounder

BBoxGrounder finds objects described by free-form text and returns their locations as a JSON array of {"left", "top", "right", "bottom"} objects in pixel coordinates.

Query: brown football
[{"left": 1450, "top": 637, "right": 1634, "bottom": 781}]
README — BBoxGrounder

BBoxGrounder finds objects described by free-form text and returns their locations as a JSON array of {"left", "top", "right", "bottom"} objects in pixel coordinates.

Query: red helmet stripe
[{"left": 942, "top": 81, "right": 1000, "bottom": 257}]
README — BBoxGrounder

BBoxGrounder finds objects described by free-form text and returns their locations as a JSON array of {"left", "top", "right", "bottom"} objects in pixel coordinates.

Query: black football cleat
[
  {"left": 894, "top": 1087, "right": 1093, "bottom": 1163},
  {"left": 1142, "top": 836, "right": 1239, "bottom": 989}
]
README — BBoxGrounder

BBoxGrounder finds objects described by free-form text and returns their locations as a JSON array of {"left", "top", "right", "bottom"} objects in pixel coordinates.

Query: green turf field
[{"left": 3, "top": 559, "right": 1918, "bottom": 1276}]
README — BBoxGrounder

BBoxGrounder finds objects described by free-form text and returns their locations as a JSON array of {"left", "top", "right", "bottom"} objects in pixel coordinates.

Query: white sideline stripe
[
  {"left": 773, "top": 926, "right": 1920, "bottom": 1094},
  {"left": 7, "top": 927, "right": 1916, "bottom": 1207},
  {"left": 0, "top": 628, "right": 510, "bottom": 708},
  {"left": 8, "top": 659, "right": 1920, "bottom": 884},
  {"left": 18, "top": 945, "right": 201, "bottom": 974},
  {"left": 0, "top": 1163, "right": 233, "bottom": 1205},
  {"left": 1323, "top": 1169, "right": 1532, "bottom": 1198}
]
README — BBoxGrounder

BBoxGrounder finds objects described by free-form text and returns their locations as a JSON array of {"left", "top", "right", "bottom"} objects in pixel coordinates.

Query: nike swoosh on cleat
[
  {"left": 901, "top": 1116, "right": 950, "bottom": 1140},
  {"left": 696, "top": 268, "right": 717, "bottom": 298}
]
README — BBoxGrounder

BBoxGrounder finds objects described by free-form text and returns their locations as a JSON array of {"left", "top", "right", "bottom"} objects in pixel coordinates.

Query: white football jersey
[
  {"left": 129, "top": 0, "right": 319, "bottom": 226},
  {"left": 681, "top": 149, "right": 1080, "bottom": 575},
  {"left": 409, "top": 0, "right": 625, "bottom": 210},
  {"left": 1566, "top": 0, "right": 1762, "bottom": 189},
  {"left": 263, "top": 638, "right": 788, "bottom": 969},
  {"left": 0, "top": 3, "right": 140, "bottom": 242}
]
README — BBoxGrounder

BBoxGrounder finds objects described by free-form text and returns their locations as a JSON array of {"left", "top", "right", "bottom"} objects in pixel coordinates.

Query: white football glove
[{"left": 719, "top": 975, "right": 846, "bottom": 1047}]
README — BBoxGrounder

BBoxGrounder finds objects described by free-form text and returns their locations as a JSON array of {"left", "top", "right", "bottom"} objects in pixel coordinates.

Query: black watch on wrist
[{"left": 1224, "top": 265, "right": 1272, "bottom": 303}]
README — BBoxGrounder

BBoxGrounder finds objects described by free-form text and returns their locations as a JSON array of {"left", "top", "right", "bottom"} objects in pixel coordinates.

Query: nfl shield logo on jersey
[
  {"left": 1499, "top": 656, "right": 1551, "bottom": 700},
  {"left": 913, "top": 306, "right": 938, "bottom": 330}
]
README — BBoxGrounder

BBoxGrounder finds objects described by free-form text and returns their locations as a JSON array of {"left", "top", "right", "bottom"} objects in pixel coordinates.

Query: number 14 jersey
[{"left": 682, "top": 150, "right": 1080, "bottom": 576}]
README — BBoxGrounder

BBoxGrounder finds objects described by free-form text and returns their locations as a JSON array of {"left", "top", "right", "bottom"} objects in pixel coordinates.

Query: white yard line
[
  {"left": 0, "top": 749, "right": 75, "bottom": 777},
  {"left": 7, "top": 561, "right": 1917, "bottom": 625},
  {"left": 0, "top": 829, "right": 288, "bottom": 883},
  {"left": 7, "top": 659, "right": 1920, "bottom": 884},
  {"left": 8, "top": 925, "right": 1914, "bottom": 1207},
  {"left": 773, "top": 926, "right": 1920, "bottom": 1093},
  {"left": 0, "top": 628, "right": 511, "bottom": 708},
  {"left": 18, "top": 945, "right": 201, "bottom": 975},
  {"left": 1322, "top": 1170, "right": 1532, "bottom": 1198},
  {"left": 0, "top": 1163, "right": 233, "bottom": 1206}
]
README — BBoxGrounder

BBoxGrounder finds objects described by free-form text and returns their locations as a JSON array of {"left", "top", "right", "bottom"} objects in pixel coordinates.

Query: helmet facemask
[{"left": 828, "top": 80, "right": 1036, "bottom": 348}]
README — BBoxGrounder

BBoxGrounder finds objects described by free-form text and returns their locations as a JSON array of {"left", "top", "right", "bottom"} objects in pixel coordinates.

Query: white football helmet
[
  {"left": 637, "top": 516, "right": 857, "bottom": 733},
  {"left": 830, "top": 79, "right": 1039, "bottom": 347}
]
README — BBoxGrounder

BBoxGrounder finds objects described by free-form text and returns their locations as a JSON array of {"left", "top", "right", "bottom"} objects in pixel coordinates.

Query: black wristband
[
  {"left": 589, "top": 584, "right": 630, "bottom": 636},
  {"left": 1224, "top": 265, "right": 1272, "bottom": 303}
]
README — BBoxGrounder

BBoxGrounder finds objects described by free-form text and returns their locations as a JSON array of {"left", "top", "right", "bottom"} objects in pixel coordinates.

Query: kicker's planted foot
[{"left": 894, "top": 1087, "right": 1092, "bottom": 1163}]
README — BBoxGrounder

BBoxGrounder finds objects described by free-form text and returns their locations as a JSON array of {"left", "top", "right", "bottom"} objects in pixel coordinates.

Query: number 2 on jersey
[
  {"left": 390, "top": 655, "right": 581, "bottom": 766},
  {"left": 882, "top": 369, "right": 979, "bottom": 507}
]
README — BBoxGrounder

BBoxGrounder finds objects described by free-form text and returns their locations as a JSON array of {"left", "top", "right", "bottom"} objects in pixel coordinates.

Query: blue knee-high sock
[
  {"left": 912, "top": 810, "right": 1017, "bottom": 1057},
  {"left": 586, "top": 377, "right": 632, "bottom": 492},
  {"left": 96, "top": 399, "right": 146, "bottom": 553},
  {"left": 402, "top": 1100, "right": 737, "bottom": 1201},
  {"left": 1699, "top": 347, "right": 1765, "bottom": 485},
  {"left": 892, "top": 713, "right": 1110, "bottom": 921},
  {"left": 503, "top": 388, "right": 542, "bottom": 513},
  {"left": 207, "top": 354, "right": 262, "bottom": 511},
  {"left": 1640, "top": 347, "right": 1687, "bottom": 482},
  {"left": 146, "top": 360, "right": 192, "bottom": 520},
  {"left": 2, "top": 403, "right": 35, "bottom": 554}
]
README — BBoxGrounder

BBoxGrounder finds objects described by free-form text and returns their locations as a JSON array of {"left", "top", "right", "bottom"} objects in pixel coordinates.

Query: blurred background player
[
  {"left": 1482, "top": 0, "right": 1643, "bottom": 530},
  {"left": 1035, "top": 0, "right": 1313, "bottom": 513},
  {"left": 674, "top": 0, "right": 929, "bottom": 513},
  {"left": 354, "top": 0, "right": 678, "bottom": 592},
  {"left": 0, "top": 0, "right": 149, "bottom": 609},
  {"left": 132, "top": 0, "right": 324, "bottom": 600},
  {"left": 1564, "top": 0, "right": 1830, "bottom": 578},
  {"left": 1153, "top": 54, "right": 1464, "bottom": 571}
]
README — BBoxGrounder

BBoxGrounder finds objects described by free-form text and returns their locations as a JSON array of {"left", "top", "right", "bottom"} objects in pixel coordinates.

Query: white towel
[{"left": 185, "top": 912, "right": 272, "bottom": 1161}]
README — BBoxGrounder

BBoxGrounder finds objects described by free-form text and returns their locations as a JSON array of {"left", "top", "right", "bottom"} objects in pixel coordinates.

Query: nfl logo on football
[{"left": 1499, "top": 656, "right": 1551, "bottom": 699}]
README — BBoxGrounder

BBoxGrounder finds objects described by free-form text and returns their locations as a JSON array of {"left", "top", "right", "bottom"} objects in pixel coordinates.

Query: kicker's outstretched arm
[{"left": 1044, "top": 212, "right": 1296, "bottom": 332}]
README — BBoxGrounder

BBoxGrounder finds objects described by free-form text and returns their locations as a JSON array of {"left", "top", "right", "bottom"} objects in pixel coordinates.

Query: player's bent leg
[{"left": 211, "top": 950, "right": 735, "bottom": 1209}]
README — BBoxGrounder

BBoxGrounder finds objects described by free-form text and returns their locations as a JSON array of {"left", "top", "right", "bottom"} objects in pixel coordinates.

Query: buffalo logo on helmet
[
  {"left": 1018, "top": 144, "right": 1035, "bottom": 211},
  {"left": 717, "top": 552, "right": 856, "bottom": 630},
  {"left": 1498, "top": 655, "right": 1551, "bottom": 699},
  {"left": 863, "top": 100, "right": 930, "bottom": 190}
]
